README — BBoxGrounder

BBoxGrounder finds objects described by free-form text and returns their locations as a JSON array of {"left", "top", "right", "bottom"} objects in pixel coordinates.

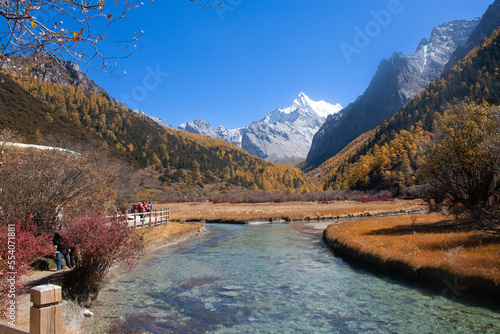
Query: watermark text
[
  {"left": 441, "top": 277, "right": 467, "bottom": 301},
  {"left": 6, "top": 224, "right": 17, "bottom": 325},
  {"left": 121, "top": 65, "right": 169, "bottom": 109},
  {"left": 340, "top": 0, "right": 405, "bottom": 63},
  {"left": 216, "top": 0, "right": 244, "bottom": 21}
]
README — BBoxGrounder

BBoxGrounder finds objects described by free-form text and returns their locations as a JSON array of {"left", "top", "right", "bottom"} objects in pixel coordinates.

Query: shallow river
[{"left": 89, "top": 223, "right": 499, "bottom": 333}]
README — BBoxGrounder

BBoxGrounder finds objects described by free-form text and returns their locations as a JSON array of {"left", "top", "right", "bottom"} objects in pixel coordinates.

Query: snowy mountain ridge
[
  {"left": 178, "top": 119, "right": 245, "bottom": 147},
  {"left": 178, "top": 92, "right": 342, "bottom": 165}
]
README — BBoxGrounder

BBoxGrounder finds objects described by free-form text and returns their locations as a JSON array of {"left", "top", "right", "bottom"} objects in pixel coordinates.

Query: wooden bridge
[{"left": 126, "top": 208, "right": 170, "bottom": 229}]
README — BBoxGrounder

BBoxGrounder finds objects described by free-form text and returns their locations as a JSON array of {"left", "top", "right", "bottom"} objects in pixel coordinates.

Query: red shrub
[
  {"left": 357, "top": 196, "right": 395, "bottom": 203},
  {"left": 0, "top": 219, "right": 53, "bottom": 276},
  {"left": 61, "top": 212, "right": 142, "bottom": 304},
  {"left": 0, "top": 218, "right": 53, "bottom": 316}
]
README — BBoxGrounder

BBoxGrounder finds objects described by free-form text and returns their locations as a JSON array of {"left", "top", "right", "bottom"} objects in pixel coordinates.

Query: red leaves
[
  {"left": 356, "top": 196, "right": 395, "bottom": 203},
  {"left": 0, "top": 219, "right": 53, "bottom": 277},
  {"left": 63, "top": 211, "right": 133, "bottom": 269},
  {"left": 61, "top": 211, "right": 142, "bottom": 302},
  {"left": 0, "top": 218, "right": 53, "bottom": 314}
]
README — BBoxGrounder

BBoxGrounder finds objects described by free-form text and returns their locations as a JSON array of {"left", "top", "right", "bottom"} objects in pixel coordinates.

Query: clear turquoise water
[{"left": 92, "top": 223, "right": 500, "bottom": 333}]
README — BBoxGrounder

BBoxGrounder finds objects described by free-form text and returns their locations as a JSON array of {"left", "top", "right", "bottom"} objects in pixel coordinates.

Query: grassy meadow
[{"left": 158, "top": 199, "right": 426, "bottom": 223}]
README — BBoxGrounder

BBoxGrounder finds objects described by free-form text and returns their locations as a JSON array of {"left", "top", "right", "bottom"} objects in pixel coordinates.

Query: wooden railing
[
  {"left": 126, "top": 208, "right": 170, "bottom": 229},
  {"left": 0, "top": 285, "right": 61, "bottom": 334},
  {"left": 32, "top": 208, "right": 171, "bottom": 230}
]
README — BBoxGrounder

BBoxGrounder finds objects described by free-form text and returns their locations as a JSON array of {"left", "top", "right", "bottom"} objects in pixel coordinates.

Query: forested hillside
[
  {"left": 0, "top": 73, "right": 308, "bottom": 192},
  {"left": 323, "top": 26, "right": 500, "bottom": 191},
  {"left": 0, "top": 74, "right": 98, "bottom": 144}
]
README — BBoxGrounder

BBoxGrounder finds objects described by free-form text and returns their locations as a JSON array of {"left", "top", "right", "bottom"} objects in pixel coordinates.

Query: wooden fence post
[
  {"left": 0, "top": 321, "right": 29, "bottom": 334},
  {"left": 30, "top": 285, "right": 62, "bottom": 334}
]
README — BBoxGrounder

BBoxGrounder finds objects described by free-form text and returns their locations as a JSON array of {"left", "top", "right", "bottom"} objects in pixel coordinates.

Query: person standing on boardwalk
[{"left": 52, "top": 225, "right": 72, "bottom": 270}]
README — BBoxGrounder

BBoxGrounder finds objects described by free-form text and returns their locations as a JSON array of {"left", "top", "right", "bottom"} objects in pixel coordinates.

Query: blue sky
[{"left": 89, "top": 0, "right": 494, "bottom": 129}]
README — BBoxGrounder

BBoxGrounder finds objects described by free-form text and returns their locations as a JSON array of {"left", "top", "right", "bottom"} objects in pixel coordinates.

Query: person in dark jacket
[{"left": 52, "top": 225, "right": 72, "bottom": 270}]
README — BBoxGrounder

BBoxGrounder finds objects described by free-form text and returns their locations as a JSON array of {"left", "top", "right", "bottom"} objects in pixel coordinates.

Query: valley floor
[
  {"left": 8, "top": 200, "right": 499, "bottom": 332},
  {"left": 159, "top": 199, "right": 426, "bottom": 223}
]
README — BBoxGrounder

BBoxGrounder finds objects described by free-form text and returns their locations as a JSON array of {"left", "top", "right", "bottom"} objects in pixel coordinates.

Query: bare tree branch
[{"left": 0, "top": 0, "right": 220, "bottom": 75}]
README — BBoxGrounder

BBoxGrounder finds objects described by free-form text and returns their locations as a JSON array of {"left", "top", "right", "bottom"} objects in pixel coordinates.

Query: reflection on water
[{"left": 89, "top": 224, "right": 500, "bottom": 333}]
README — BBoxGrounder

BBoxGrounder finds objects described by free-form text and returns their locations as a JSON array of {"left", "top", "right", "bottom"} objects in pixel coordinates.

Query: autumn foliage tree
[
  {"left": 2, "top": 74, "right": 309, "bottom": 194},
  {"left": 0, "top": 140, "right": 121, "bottom": 231},
  {"left": 0, "top": 132, "right": 139, "bottom": 306},
  {"left": 322, "top": 27, "right": 500, "bottom": 192},
  {"left": 419, "top": 103, "right": 500, "bottom": 233}
]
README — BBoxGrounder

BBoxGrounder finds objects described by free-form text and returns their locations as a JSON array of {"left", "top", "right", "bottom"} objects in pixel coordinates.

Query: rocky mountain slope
[
  {"left": 179, "top": 92, "right": 342, "bottom": 165},
  {"left": 305, "top": 18, "right": 480, "bottom": 171},
  {"left": 325, "top": 24, "right": 500, "bottom": 191},
  {"left": 445, "top": 0, "right": 500, "bottom": 71},
  {"left": 1, "top": 52, "right": 112, "bottom": 99}
]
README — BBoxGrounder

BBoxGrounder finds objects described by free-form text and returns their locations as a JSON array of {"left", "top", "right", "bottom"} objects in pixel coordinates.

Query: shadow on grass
[
  {"left": 364, "top": 219, "right": 500, "bottom": 250},
  {"left": 423, "top": 234, "right": 500, "bottom": 251},
  {"left": 365, "top": 219, "right": 474, "bottom": 236}
]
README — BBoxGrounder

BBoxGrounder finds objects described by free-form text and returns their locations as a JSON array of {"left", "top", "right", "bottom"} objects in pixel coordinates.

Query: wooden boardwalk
[{"left": 126, "top": 208, "right": 170, "bottom": 228}]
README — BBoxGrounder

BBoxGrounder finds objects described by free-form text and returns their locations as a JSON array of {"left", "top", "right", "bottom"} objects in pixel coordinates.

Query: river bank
[
  {"left": 138, "top": 221, "right": 206, "bottom": 252},
  {"left": 6, "top": 222, "right": 205, "bottom": 334},
  {"left": 322, "top": 213, "right": 500, "bottom": 301}
]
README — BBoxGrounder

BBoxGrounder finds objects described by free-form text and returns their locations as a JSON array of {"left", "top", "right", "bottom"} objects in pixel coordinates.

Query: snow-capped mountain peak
[
  {"left": 404, "top": 18, "right": 480, "bottom": 96},
  {"left": 279, "top": 92, "right": 342, "bottom": 118},
  {"left": 264, "top": 92, "right": 343, "bottom": 125},
  {"left": 289, "top": 92, "right": 314, "bottom": 112},
  {"left": 307, "top": 18, "right": 481, "bottom": 169}
]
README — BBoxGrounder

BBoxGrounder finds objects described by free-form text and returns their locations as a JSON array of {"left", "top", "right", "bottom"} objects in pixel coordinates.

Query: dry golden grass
[
  {"left": 157, "top": 200, "right": 425, "bottom": 223},
  {"left": 324, "top": 214, "right": 500, "bottom": 284},
  {"left": 137, "top": 222, "right": 205, "bottom": 250}
]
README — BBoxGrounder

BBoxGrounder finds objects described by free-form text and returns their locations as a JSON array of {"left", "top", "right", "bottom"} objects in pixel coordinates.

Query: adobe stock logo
[
  {"left": 340, "top": 0, "right": 405, "bottom": 63},
  {"left": 216, "top": 0, "right": 244, "bottom": 21},
  {"left": 441, "top": 277, "right": 467, "bottom": 301},
  {"left": 121, "top": 65, "right": 169, "bottom": 109}
]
